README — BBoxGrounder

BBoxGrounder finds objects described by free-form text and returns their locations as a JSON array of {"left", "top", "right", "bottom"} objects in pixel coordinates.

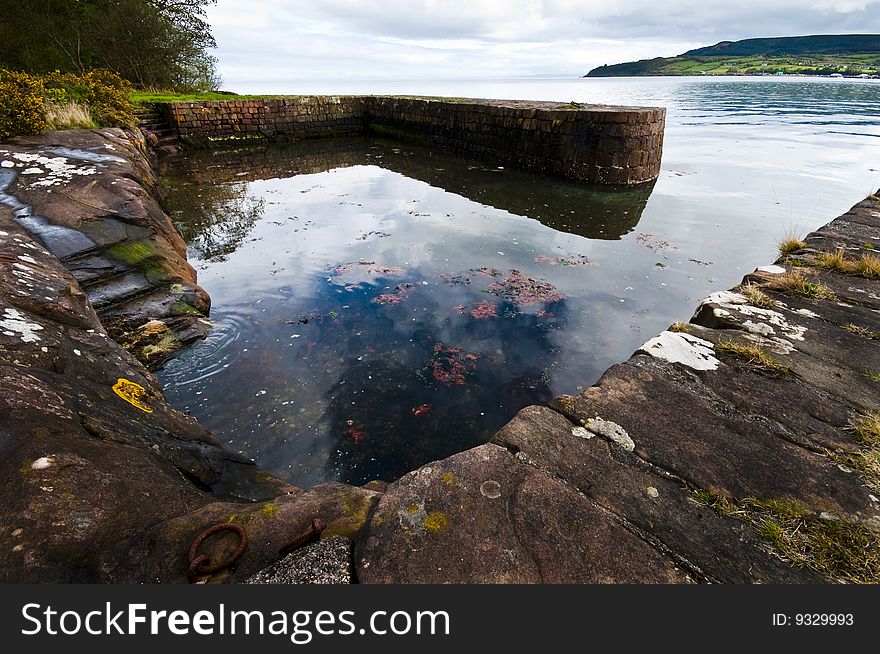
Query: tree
[{"left": 0, "top": 0, "right": 221, "bottom": 91}]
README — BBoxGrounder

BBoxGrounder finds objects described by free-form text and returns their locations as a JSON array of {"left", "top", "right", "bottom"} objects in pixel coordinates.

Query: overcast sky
[{"left": 206, "top": 0, "right": 880, "bottom": 87}]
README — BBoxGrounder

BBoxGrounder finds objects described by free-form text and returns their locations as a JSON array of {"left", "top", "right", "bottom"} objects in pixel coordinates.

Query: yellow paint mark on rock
[
  {"left": 112, "top": 378, "right": 153, "bottom": 413},
  {"left": 424, "top": 511, "right": 449, "bottom": 534}
]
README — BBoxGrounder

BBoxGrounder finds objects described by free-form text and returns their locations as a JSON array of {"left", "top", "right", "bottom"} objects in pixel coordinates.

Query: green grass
[
  {"left": 761, "top": 270, "right": 836, "bottom": 300},
  {"left": 131, "top": 91, "right": 486, "bottom": 105},
  {"left": 779, "top": 235, "right": 807, "bottom": 255},
  {"left": 668, "top": 321, "right": 690, "bottom": 333},
  {"left": 695, "top": 490, "right": 880, "bottom": 583},
  {"left": 864, "top": 370, "right": 880, "bottom": 383},
  {"left": 843, "top": 412, "right": 880, "bottom": 493},
  {"left": 739, "top": 283, "right": 778, "bottom": 309},
  {"left": 131, "top": 91, "right": 279, "bottom": 104},
  {"left": 716, "top": 340, "right": 790, "bottom": 375},
  {"left": 816, "top": 248, "right": 880, "bottom": 279},
  {"left": 842, "top": 323, "right": 880, "bottom": 340}
]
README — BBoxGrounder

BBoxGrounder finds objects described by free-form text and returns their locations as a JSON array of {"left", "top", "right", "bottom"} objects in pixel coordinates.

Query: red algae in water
[
  {"left": 469, "top": 300, "right": 498, "bottom": 319},
  {"left": 371, "top": 283, "right": 413, "bottom": 305},
  {"left": 488, "top": 269, "right": 564, "bottom": 306},
  {"left": 342, "top": 427, "right": 364, "bottom": 444},
  {"left": 431, "top": 342, "right": 480, "bottom": 387},
  {"left": 411, "top": 403, "right": 431, "bottom": 417}
]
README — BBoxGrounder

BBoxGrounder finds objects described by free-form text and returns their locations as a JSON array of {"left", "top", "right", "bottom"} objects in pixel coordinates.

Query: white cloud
[{"left": 205, "top": 0, "right": 880, "bottom": 88}]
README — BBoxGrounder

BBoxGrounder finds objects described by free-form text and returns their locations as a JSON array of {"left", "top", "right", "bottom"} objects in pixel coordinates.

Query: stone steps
[{"left": 135, "top": 103, "right": 179, "bottom": 152}]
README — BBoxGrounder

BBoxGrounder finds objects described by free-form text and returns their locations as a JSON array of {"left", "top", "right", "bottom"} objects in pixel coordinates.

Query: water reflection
[
  {"left": 160, "top": 174, "right": 266, "bottom": 261},
  {"left": 158, "top": 137, "right": 653, "bottom": 242},
  {"left": 158, "top": 137, "right": 656, "bottom": 486}
]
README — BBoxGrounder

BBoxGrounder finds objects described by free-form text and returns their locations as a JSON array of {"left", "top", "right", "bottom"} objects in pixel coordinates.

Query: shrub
[
  {"left": 0, "top": 68, "right": 133, "bottom": 141},
  {"left": 0, "top": 70, "right": 47, "bottom": 140}
]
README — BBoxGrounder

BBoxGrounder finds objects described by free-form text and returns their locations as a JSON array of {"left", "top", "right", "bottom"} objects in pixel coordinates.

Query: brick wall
[{"left": 162, "top": 96, "right": 665, "bottom": 186}]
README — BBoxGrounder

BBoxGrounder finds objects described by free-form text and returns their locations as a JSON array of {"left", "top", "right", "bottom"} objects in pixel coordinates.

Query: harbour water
[{"left": 157, "top": 76, "right": 880, "bottom": 486}]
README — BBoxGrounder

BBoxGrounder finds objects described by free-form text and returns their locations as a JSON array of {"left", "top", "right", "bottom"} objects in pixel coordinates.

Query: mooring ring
[{"left": 187, "top": 523, "right": 248, "bottom": 581}]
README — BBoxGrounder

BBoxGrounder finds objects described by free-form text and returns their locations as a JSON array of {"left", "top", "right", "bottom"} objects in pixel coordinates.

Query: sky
[{"left": 205, "top": 0, "right": 880, "bottom": 87}]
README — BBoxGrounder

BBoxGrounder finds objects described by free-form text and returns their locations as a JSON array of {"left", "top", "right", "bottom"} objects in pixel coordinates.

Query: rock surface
[
  {"left": 356, "top": 443, "right": 691, "bottom": 583},
  {"left": 1, "top": 129, "right": 211, "bottom": 368}
]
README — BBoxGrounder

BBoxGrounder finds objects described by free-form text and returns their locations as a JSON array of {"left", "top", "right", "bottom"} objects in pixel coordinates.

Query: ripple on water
[{"left": 159, "top": 310, "right": 251, "bottom": 389}]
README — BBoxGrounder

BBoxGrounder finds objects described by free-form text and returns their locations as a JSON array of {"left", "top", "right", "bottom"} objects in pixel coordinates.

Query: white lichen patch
[
  {"left": 757, "top": 265, "right": 786, "bottom": 274},
  {"left": 742, "top": 320, "right": 775, "bottom": 337},
  {"left": 702, "top": 292, "right": 807, "bottom": 343},
  {"left": 646, "top": 487, "right": 659, "bottom": 499},
  {"left": 795, "top": 308, "right": 820, "bottom": 318},
  {"left": 31, "top": 457, "right": 53, "bottom": 470},
  {"left": 17, "top": 255, "right": 37, "bottom": 264},
  {"left": 583, "top": 416, "right": 635, "bottom": 452},
  {"left": 742, "top": 332, "right": 796, "bottom": 355},
  {"left": 7, "top": 152, "right": 98, "bottom": 188},
  {"left": 701, "top": 290, "right": 749, "bottom": 307},
  {"left": 571, "top": 426, "right": 593, "bottom": 440},
  {"left": 639, "top": 331, "right": 720, "bottom": 371},
  {"left": 1, "top": 307, "right": 43, "bottom": 343}
]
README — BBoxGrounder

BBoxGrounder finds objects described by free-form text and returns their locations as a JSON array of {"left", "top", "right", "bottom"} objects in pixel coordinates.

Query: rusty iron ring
[{"left": 187, "top": 523, "right": 248, "bottom": 582}]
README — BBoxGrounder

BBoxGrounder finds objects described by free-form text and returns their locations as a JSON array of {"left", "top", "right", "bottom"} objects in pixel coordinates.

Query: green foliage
[
  {"left": 0, "top": 1, "right": 220, "bottom": 93},
  {"left": 0, "top": 69, "right": 133, "bottom": 140},
  {"left": 0, "top": 70, "right": 48, "bottom": 140}
]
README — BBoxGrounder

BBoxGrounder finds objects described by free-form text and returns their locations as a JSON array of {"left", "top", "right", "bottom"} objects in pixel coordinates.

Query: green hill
[{"left": 586, "top": 34, "right": 880, "bottom": 77}]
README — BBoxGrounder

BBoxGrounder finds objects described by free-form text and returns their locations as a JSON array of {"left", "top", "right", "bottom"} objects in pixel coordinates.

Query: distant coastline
[{"left": 586, "top": 33, "right": 880, "bottom": 78}]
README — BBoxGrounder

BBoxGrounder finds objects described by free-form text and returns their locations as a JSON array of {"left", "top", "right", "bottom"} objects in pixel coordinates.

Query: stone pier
[{"left": 161, "top": 96, "right": 665, "bottom": 186}]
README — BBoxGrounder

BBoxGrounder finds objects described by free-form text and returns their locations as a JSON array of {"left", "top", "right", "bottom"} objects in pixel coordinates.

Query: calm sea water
[{"left": 158, "top": 77, "right": 880, "bottom": 487}]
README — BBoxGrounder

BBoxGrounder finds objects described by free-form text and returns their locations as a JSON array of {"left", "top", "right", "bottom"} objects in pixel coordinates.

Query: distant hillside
[
  {"left": 586, "top": 34, "right": 880, "bottom": 77},
  {"left": 683, "top": 34, "right": 880, "bottom": 57}
]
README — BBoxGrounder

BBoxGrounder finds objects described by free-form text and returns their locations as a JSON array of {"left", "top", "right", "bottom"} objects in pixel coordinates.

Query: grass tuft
[
  {"left": 842, "top": 323, "right": 880, "bottom": 340},
  {"left": 716, "top": 340, "right": 790, "bottom": 375},
  {"left": 45, "top": 100, "right": 96, "bottom": 130},
  {"left": 816, "top": 248, "right": 880, "bottom": 279},
  {"left": 740, "top": 282, "right": 778, "bottom": 309},
  {"left": 669, "top": 321, "right": 690, "bottom": 333},
  {"left": 761, "top": 270, "right": 836, "bottom": 300},
  {"left": 779, "top": 234, "right": 807, "bottom": 255},
  {"left": 863, "top": 370, "right": 880, "bottom": 383},
  {"left": 696, "top": 490, "right": 880, "bottom": 583},
  {"left": 844, "top": 413, "right": 880, "bottom": 492},
  {"left": 850, "top": 412, "right": 880, "bottom": 448}
]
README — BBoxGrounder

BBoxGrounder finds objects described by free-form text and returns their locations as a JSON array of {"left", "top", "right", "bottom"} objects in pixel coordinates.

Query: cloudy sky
[{"left": 206, "top": 0, "right": 880, "bottom": 87}]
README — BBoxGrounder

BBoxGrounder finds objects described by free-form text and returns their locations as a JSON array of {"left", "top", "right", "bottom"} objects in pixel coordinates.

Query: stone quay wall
[
  {"left": 161, "top": 96, "right": 665, "bottom": 185},
  {"left": 165, "top": 96, "right": 366, "bottom": 145}
]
